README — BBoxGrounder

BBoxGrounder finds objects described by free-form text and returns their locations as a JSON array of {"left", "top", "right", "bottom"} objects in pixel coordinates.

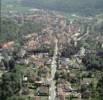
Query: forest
[
  {"left": 21, "top": 0, "right": 103, "bottom": 16},
  {"left": 2, "top": 0, "right": 103, "bottom": 16}
]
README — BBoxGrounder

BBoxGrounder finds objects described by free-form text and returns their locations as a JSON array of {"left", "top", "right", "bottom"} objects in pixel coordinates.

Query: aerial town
[{"left": 0, "top": 3, "right": 103, "bottom": 100}]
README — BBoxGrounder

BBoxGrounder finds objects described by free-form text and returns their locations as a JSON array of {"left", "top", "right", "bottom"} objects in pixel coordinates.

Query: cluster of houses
[{"left": 0, "top": 10, "right": 98, "bottom": 100}]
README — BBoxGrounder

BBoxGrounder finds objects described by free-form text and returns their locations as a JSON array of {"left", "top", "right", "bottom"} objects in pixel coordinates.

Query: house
[
  {"left": 17, "top": 48, "right": 26, "bottom": 58},
  {"left": 35, "top": 80, "right": 43, "bottom": 86},
  {"left": 58, "top": 95, "right": 65, "bottom": 100},
  {"left": 37, "top": 86, "right": 49, "bottom": 96},
  {"left": 2, "top": 41, "right": 15, "bottom": 50},
  {"left": 26, "top": 40, "right": 37, "bottom": 50},
  {"left": 23, "top": 76, "right": 28, "bottom": 82},
  {"left": 82, "top": 78, "right": 92, "bottom": 85},
  {"left": 97, "top": 51, "right": 103, "bottom": 57},
  {"left": 35, "top": 96, "right": 40, "bottom": 100},
  {"left": 23, "top": 33, "right": 37, "bottom": 40}
]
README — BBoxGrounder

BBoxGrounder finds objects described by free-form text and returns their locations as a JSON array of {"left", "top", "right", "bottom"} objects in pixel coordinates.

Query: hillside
[
  {"left": 21, "top": 0, "right": 103, "bottom": 16},
  {"left": 1, "top": 0, "right": 103, "bottom": 16}
]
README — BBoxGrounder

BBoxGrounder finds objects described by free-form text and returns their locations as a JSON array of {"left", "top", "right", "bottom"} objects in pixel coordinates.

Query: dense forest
[
  {"left": 0, "top": 17, "right": 44, "bottom": 43},
  {"left": 22, "top": 0, "right": 103, "bottom": 16},
  {"left": 2, "top": 0, "right": 103, "bottom": 16}
]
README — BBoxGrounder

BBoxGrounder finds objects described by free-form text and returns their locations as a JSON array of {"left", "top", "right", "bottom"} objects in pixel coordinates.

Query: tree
[
  {"left": 82, "top": 54, "right": 103, "bottom": 70},
  {"left": 0, "top": 17, "right": 18, "bottom": 42},
  {"left": 0, "top": 66, "right": 23, "bottom": 100},
  {"left": 96, "top": 76, "right": 103, "bottom": 100},
  {"left": 2, "top": 56, "right": 15, "bottom": 71},
  {"left": 61, "top": 44, "right": 79, "bottom": 58}
]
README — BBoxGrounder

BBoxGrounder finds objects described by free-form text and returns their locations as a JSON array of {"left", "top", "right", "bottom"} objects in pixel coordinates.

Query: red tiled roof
[{"left": 2, "top": 41, "right": 14, "bottom": 49}]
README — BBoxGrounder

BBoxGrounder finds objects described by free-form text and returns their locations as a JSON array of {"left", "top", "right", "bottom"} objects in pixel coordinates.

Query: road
[{"left": 49, "top": 38, "right": 58, "bottom": 100}]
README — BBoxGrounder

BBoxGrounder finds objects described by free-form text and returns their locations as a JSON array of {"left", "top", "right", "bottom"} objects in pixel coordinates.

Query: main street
[{"left": 49, "top": 38, "right": 58, "bottom": 100}]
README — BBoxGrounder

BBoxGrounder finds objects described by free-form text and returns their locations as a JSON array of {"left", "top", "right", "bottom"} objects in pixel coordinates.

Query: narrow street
[{"left": 49, "top": 38, "right": 58, "bottom": 100}]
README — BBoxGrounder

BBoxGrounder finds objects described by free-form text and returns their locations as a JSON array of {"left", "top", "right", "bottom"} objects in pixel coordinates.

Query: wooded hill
[
  {"left": 2, "top": 0, "right": 103, "bottom": 16},
  {"left": 21, "top": 0, "right": 103, "bottom": 16}
]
